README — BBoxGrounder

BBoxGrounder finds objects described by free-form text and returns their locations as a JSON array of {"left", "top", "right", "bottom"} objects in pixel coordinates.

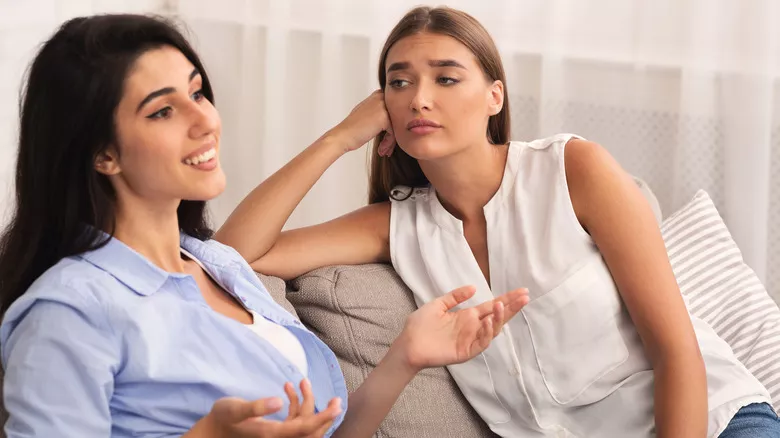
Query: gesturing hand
[
  {"left": 396, "top": 286, "right": 530, "bottom": 370},
  {"left": 205, "top": 379, "right": 342, "bottom": 438}
]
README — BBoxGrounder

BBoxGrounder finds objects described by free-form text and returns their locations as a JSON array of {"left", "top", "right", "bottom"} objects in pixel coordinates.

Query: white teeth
[{"left": 185, "top": 147, "right": 216, "bottom": 166}]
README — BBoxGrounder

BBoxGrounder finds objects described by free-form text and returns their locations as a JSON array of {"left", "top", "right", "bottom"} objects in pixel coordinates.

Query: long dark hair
[
  {"left": 0, "top": 14, "right": 215, "bottom": 315},
  {"left": 368, "top": 6, "right": 511, "bottom": 204}
]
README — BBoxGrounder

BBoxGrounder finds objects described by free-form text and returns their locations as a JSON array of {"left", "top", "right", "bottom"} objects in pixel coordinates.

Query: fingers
[
  {"left": 311, "top": 420, "right": 334, "bottom": 438},
  {"left": 213, "top": 396, "right": 284, "bottom": 424},
  {"left": 300, "top": 379, "right": 315, "bottom": 416},
  {"left": 308, "top": 397, "right": 342, "bottom": 437},
  {"left": 497, "top": 289, "right": 530, "bottom": 323},
  {"left": 276, "top": 397, "right": 342, "bottom": 438},
  {"left": 471, "top": 288, "right": 527, "bottom": 319},
  {"left": 479, "top": 311, "right": 494, "bottom": 351},
  {"left": 505, "top": 288, "right": 531, "bottom": 312},
  {"left": 378, "top": 130, "right": 395, "bottom": 157},
  {"left": 437, "top": 285, "right": 477, "bottom": 311},
  {"left": 480, "top": 289, "right": 529, "bottom": 339},
  {"left": 284, "top": 382, "right": 300, "bottom": 420},
  {"left": 492, "top": 301, "right": 505, "bottom": 338}
]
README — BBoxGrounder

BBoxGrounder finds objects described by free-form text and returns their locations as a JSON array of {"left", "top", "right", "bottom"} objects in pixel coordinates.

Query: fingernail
[
  {"left": 266, "top": 397, "right": 283, "bottom": 410},
  {"left": 332, "top": 398, "right": 343, "bottom": 417}
]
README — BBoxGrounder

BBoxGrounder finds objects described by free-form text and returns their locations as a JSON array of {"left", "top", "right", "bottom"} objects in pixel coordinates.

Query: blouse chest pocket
[{"left": 523, "top": 259, "right": 629, "bottom": 405}]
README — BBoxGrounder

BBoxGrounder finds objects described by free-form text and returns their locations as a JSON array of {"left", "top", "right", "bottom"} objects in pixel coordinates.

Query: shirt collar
[{"left": 79, "top": 234, "right": 170, "bottom": 296}]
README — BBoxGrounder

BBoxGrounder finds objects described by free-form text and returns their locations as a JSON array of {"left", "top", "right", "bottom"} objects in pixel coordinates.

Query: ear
[
  {"left": 487, "top": 80, "right": 504, "bottom": 116},
  {"left": 94, "top": 148, "right": 121, "bottom": 176}
]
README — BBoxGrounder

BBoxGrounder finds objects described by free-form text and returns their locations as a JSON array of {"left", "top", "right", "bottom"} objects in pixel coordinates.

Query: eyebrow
[
  {"left": 386, "top": 59, "right": 467, "bottom": 73},
  {"left": 135, "top": 68, "right": 201, "bottom": 114}
]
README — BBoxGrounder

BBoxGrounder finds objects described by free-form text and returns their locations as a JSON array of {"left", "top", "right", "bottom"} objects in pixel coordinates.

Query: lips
[{"left": 406, "top": 118, "right": 441, "bottom": 130}]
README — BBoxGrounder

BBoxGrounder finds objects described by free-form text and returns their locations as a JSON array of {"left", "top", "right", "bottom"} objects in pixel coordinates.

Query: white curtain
[{"left": 1, "top": 0, "right": 779, "bottom": 300}]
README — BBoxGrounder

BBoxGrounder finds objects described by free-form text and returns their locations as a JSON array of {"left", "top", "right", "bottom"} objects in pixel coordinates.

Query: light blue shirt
[{"left": 0, "top": 234, "right": 348, "bottom": 437}]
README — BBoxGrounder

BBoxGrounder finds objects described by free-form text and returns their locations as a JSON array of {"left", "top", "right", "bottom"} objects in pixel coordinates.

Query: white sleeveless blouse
[{"left": 389, "top": 134, "right": 770, "bottom": 437}]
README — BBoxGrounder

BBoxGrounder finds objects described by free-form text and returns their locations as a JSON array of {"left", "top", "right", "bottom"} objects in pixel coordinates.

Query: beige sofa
[{"left": 0, "top": 179, "right": 662, "bottom": 438}]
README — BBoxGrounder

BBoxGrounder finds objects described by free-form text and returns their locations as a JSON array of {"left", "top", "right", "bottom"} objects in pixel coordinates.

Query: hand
[
  {"left": 328, "top": 90, "right": 395, "bottom": 154},
  {"left": 395, "top": 286, "right": 530, "bottom": 370},
  {"left": 204, "top": 379, "right": 342, "bottom": 438}
]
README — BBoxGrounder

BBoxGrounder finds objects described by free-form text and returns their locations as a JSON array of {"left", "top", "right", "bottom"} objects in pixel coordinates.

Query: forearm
[
  {"left": 653, "top": 353, "right": 708, "bottom": 438},
  {"left": 332, "top": 343, "right": 419, "bottom": 438},
  {"left": 214, "top": 132, "right": 347, "bottom": 263}
]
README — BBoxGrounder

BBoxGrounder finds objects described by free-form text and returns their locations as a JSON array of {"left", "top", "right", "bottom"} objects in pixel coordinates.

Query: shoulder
[
  {"left": 563, "top": 138, "right": 622, "bottom": 187},
  {"left": 9, "top": 256, "right": 117, "bottom": 317},
  {"left": 1, "top": 257, "right": 117, "bottom": 359},
  {"left": 562, "top": 139, "right": 638, "bottom": 227}
]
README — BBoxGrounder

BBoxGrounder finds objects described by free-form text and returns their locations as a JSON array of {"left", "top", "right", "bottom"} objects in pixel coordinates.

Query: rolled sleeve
[{"left": 2, "top": 297, "right": 119, "bottom": 437}]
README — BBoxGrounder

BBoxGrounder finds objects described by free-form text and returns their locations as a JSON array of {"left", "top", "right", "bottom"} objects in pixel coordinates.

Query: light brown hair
[{"left": 368, "top": 6, "right": 511, "bottom": 204}]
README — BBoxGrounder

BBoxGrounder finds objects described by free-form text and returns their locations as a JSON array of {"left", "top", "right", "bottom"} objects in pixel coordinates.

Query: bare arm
[
  {"left": 333, "top": 287, "right": 530, "bottom": 438},
  {"left": 214, "top": 134, "right": 347, "bottom": 265},
  {"left": 250, "top": 202, "right": 390, "bottom": 280},
  {"left": 565, "top": 139, "right": 707, "bottom": 438},
  {"left": 215, "top": 91, "right": 394, "bottom": 270}
]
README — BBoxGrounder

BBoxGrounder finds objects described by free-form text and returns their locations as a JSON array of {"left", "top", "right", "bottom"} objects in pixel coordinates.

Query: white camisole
[{"left": 181, "top": 248, "right": 308, "bottom": 377}]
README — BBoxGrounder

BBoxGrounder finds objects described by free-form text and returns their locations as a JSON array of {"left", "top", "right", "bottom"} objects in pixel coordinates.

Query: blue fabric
[
  {"left": 0, "top": 234, "right": 348, "bottom": 437},
  {"left": 720, "top": 403, "right": 780, "bottom": 437}
]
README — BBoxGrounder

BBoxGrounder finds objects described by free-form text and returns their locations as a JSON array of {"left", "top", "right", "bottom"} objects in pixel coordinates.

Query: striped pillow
[{"left": 661, "top": 190, "right": 780, "bottom": 411}]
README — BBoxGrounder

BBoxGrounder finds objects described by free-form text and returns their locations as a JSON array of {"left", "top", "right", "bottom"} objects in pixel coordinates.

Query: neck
[
  {"left": 112, "top": 196, "right": 186, "bottom": 273},
  {"left": 419, "top": 139, "right": 508, "bottom": 221}
]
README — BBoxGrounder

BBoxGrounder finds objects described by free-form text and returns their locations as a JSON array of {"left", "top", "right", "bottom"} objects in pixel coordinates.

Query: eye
[
  {"left": 388, "top": 79, "right": 410, "bottom": 89},
  {"left": 437, "top": 77, "right": 459, "bottom": 85},
  {"left": 147, "top": 107, "right": 172, "bottom": 120},
  {"left": 191, "top": 89, "right": 204, "bottom": 101}
]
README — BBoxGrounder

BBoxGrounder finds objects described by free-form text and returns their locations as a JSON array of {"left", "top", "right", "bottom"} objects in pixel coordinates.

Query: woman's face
[
  {"left": 99, "top": 45, "right": 225, "bottom": 208},
  {"left": 383, "top": 32, "right": 504, "bottom": 161}
]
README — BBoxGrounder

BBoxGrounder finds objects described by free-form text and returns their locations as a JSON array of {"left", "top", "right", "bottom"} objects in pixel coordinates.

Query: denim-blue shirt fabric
[{"left": 0, "top": 234, "right": 348, "bottom": 437}]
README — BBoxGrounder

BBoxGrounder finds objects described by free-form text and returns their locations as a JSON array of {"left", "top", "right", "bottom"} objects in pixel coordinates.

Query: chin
[
  {"left": 397, "top": 137, "right": 453, "bottom": 161},
  {"left": 188, "top": 171, "right": 227, "bottom": 201}
]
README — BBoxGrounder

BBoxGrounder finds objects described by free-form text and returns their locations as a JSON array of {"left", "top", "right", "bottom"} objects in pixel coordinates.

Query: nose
[
  {"left": 188, "top": 100, "right": 219, "bottom": 139},
  {"left": 409, "top": 82, "right": 432, "bottom": 113}
]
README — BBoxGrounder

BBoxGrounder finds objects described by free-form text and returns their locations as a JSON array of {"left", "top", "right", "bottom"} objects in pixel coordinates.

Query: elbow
[{"left": 250, "top": 256, "right": 299, "bottom": 281}]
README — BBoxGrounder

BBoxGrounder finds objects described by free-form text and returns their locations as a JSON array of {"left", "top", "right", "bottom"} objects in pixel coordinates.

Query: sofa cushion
[
  {"left": 284, "top": 264, "right": 498, "bottom": 438},
  {"left": 661, "top": 190, "right": 780, "bottom": 410}
]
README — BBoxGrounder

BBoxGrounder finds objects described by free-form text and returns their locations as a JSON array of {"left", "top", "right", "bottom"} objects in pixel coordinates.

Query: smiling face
[
  {"left": 383, "top": 32, "right": 504, "bottom": 161},
  {"left": 96, "top": 45, "right": 225, "bottom": 208}
]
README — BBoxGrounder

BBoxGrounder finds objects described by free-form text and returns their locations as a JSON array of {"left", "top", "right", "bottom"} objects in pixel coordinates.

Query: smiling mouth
[{"left": 183, "top": 147, "right": 216, "bottom": 166}]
